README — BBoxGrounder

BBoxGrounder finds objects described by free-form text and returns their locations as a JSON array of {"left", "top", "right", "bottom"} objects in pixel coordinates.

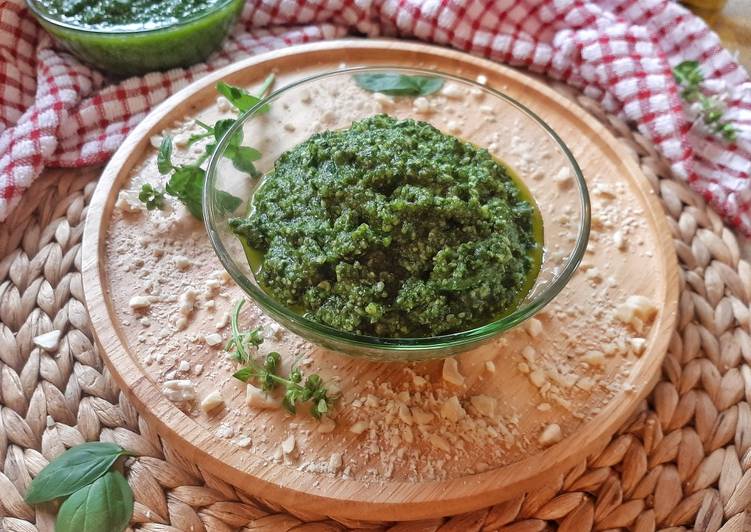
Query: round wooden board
[{"left": 82, "top": 40, "right": 679, "bottom": 521}]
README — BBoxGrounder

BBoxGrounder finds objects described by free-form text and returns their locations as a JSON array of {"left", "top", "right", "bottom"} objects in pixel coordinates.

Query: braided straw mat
[{"left": 1, "top": 78, "right": 751, "bottom": 532}]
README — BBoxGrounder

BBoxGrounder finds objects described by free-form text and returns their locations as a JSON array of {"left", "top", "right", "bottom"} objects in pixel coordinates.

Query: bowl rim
[
  {"left": 204, "top": 65, "right": 591, "bottom": 351},
  {"left": 25, "top": 0, "right": 241, "bottom": 35}
]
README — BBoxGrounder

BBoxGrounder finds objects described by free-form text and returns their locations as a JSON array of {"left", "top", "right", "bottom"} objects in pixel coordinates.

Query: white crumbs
[
  {"left": 552, "top": 167, "right": 573, "bottom": 189},
  {"left": 440, "top": 396, "right": 466, "bottom": 422},
  {"left": 115, "top": 190, "right": 143, "bottom": 214},
  {"left": 200, "top": 391, "right": 225, "bottom": 413},
  {"left": 442, "top": 358, "right": 465, "bottom": 386},
  {"left": 440, "top": 83, "right": 463, "bottom": 98},
  {"left": 539, "top": 423, "right": 562, "bottom": 447},
  {"left": 129, "top": 295, "right": 153, "bottom": 311},
  {"left": 329, "top": 452, "right": 343, "bottom": 473},
  {"left": 174, "top": 255, "right": 191, "bottom": 270},
  {"left": 615, "top": 295, "right": 657, "bottom": 334},
  {"left": 525, "top": 317, "right": 543, "bottom": 338},
  {"left": 33, "top": 330, "right": 62, "bottom": 351},
  {"left": 162, "top": 380, "right": 196, "bottom": 402},
  {"left": 175, "top": 289, "right": 198, "bottom": 330},
  {"left": 204, "top": 333, "right": 223, "bottom": 347},
  {"left": 245, "top": 384, "right": 280, "bottom": 410},
  {"left": 282, "top": 434, "right": 296, "bottom": 455}
]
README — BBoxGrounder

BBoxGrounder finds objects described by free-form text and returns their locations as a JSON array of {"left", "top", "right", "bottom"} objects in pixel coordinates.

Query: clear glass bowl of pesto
[
  {"left": 205, "top": 67, "right": 590, "bottom": 360},
  {"left": 26, "top": 0, "right": 243, "bottom": 76}
]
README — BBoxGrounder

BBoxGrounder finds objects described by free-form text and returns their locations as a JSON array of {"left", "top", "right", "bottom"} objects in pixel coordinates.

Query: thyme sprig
[
  {"left": 228, "top": 301, "right": 335, "bottom": 419},
  {"left": 673, "top": 60, "right": 736, "bottom": 142}
]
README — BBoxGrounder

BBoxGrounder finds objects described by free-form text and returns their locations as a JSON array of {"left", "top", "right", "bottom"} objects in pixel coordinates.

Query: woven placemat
[{"left": 1, "top": 80, "right": 750, "bottom": 532}]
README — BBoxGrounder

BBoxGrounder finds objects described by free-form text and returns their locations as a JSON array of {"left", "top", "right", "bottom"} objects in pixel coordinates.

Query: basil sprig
[
  {"left": 354, "top": 72, "right": 444, "bottom": 96},
  {"left": 156, "top": 136, "right": 243, "bottom": 219},
  {"left": 139, "top": 74, "right": 274, "bottom": 218},
  {"left": 25, "top": 442, "right": 134, "bottom": 532}
]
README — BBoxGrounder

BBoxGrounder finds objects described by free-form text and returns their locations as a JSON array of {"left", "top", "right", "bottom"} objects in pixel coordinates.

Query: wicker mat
[{"left": 1, "top": 80, "right": 751, "bottom": 532}]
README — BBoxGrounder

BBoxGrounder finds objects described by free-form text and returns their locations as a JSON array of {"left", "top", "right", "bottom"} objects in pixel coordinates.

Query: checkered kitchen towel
[{"left": 1, "top": 0, "right": 750, "bottom": 231}]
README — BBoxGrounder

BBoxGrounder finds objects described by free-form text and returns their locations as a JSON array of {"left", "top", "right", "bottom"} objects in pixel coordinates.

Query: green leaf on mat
[
  {"left": 25, "top": 442, "right": 129, "bottom": 504},
  {"left": 55, "top": 470, "right": 134, "bottom": 532}
]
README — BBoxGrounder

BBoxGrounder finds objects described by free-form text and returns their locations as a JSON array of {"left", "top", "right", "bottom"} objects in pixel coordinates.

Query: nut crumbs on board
[
  {"left": 442, "top": 358, "right": 465, "bottom": 386},
  {"left": 539, "top": 423, "right": 563, "bottom": 447}
]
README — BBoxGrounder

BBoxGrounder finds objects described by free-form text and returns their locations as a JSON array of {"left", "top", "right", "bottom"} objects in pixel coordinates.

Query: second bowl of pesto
[
  {"left": 27, "top": 0, "right": 244, "bottom": 76},
  {"left": 205, "top": 67, "right": 590, "bottom": 360}
]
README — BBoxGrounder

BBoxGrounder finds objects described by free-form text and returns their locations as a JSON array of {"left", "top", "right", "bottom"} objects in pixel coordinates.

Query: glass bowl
[
  {"left": 26, "top": 0, "right": 243, "bottom": 76},
  {"left": 205, "top": 67, "right": 590, "bottom": 361}
]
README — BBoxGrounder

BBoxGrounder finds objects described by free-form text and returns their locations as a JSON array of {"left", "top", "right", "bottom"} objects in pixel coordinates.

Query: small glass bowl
[
  {"left": 205, "top": 67, "right": 590, "bottom": 361},
  {"left": 26, "top": 0, "right": 243, "bottom": 76}
]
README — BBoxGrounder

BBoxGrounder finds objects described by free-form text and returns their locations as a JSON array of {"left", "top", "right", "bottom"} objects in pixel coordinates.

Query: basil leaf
[
  {"left": 217, "top": 190, "right": 242, "bottom": 215},
  {"left": 217, "top": 82, "right": 270, "bottom": 114},
  {"left": 213, "top": 118, "right": 241, "bottom": 145},
  {"left": 165, "top": 166, "right": 205, "bottom": 220},
  {"left": 25, "top": 442, "right": 128, "bottom": 504},
  {"left": 233, "top": 367, "right": 253, "bottom": 381},
  {"left": 55, "top": 471, "right": 133, "bottom": 532},
  {"left": 227, "top": 146, "right": 262, "bottom": 174},
  {"left": 354, "top": 73, "right": 444, "bottom": 96},
  {"left": 157, "top": 135, "right": 173, "bottom": 174}
]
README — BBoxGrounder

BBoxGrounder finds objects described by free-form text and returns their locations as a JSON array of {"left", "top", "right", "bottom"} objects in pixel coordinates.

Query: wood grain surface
[{"left": 81, "top": 40, "right": 679, "bottom": 521}]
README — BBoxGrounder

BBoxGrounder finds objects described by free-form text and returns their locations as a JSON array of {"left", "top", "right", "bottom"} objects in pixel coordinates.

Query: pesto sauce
[
  {"left": 230, "top": 115, "right": 543, "bottom": 338},
  {"left": 42, "top": 0, "right": 223, "bottom": 29}
]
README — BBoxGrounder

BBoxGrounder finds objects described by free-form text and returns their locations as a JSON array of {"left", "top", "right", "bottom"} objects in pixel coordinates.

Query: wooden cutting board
[{"left": 81, "top": 40, "right": 679, "bottom": 521}]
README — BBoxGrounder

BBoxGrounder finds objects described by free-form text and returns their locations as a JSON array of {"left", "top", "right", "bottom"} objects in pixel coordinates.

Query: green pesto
[
  {"left": 230, "top": 115, "right": 542, "bottom": 338},
  {"left": 41, "top": 0, "right": 223, "bottom": 29}
]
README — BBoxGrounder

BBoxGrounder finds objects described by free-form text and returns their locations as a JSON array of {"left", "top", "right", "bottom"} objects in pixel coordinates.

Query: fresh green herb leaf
[
  {"left": 354, "top": 73, "right": 444, "bottom": 96},
  {"left": 55, "top": 470, "right": 133, "bottom": 532},
  {"left": 138, "top": 184, "right": 165, "bottom": 211},
  {"left": 217, "top": 189, "right": 243, "bottom": 214},
  {"left": 165, "top": 166, "right": 205, "bottom": 220},
  {"left": 216, "top": 82, "right": 270, "bottom": 114},
  {"left": 227, "top": 145, "right": 262, "bottom": 175},
  {"left": 213, "top": 119, "right": 241, "bottom": 144},
  {"left": 673, "top": 60, "right": 736, "bottom": 142},
  {"left": 673, "top": 60, "right": 702, "bottom": 87},
  {"left": 719, "top": 122, "right": 737, "bottom": 141},
  {"left": 25, "top": 442, "right": 129, "bottom": 504},
  {"left": 148, "top": 75, "right": 272, "bottom": 220},
  {"left": 217, "top": 81, "right": 261, "bottom": 112},
  {"left": 216, "top": 74, "right": 275, "bottom": 114},
  {"left": 157, "top": 135, "right": 173, "bottom": 174},
  {"left": 233, "top": 367, "right": 255, "bottom": 381}
]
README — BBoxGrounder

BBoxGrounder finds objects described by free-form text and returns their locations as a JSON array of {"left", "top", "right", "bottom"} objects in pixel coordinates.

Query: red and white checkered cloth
[{"left": 1, "top": 0, "right": 750, "bottom": 231}]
